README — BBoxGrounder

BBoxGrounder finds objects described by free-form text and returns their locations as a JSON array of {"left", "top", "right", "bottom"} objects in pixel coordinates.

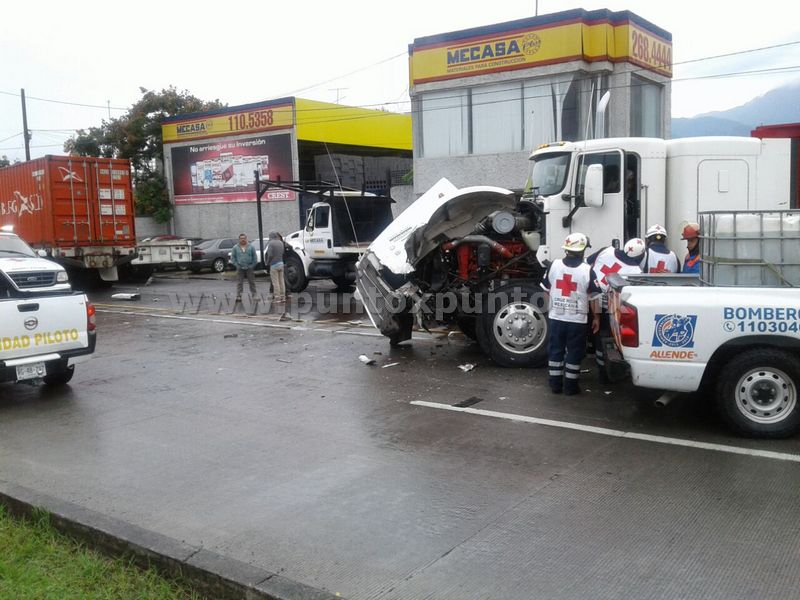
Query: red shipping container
[{"left": 0, "top": 155, "right": 137, "bottom": 275}]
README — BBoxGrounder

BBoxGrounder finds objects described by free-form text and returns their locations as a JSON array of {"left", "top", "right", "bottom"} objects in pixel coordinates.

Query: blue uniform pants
[{"left": 548, "top": 318, "right": 588, "bottom": 392}]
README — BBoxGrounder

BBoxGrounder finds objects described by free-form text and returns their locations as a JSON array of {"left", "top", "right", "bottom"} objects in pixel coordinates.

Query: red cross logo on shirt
[
  {"left": 650, "top": 260, "right": 667, "bottom": 273},
  {"left": 555, "top": 274, "right": 578, "bottom": 297},
  {"left": 599, "top": 262, "right": 622, "bottom": 285}
]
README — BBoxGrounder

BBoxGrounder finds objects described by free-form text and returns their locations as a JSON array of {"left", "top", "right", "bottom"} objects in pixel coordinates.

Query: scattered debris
[
  {"left": 111, "top": 292, "right": 140, "bottom": 300},
  {"left": 604, "top": 391, "right": 613, "bottom": 395},
  {"left": 381, "top": 362, "right": 400, "bottom": 369},
  {"left": 448, "top": 331, "right": 466, "bottom": 340},
  {"left": 223, "top": 334, "right": 238, "bottom": 339},
  {"left": 359, "top": 355, "right": 376, "bottom": 365},
  {"left": 580, "top": 369, "right": 591, "bottom": 374},
  {"left": 373, "top": 351, "right": 383, "bottom": 355},
  {"left": 499, "top": 396, "right": 508, "bottom": 400},
  {"left": 152, "top": 298, "right": 159, "bottom": 302},
  {"left": 458, "top": 363, "right": 476, "bottom": 372},
  {"left": 347, "top": 320, "right": 363, "bottom": 326},
  {"left": 144, "top": 276, "right": 154, "bottom": 286},
  {"left": 276, "top": 358, "right": 292, "bottom": 364}
]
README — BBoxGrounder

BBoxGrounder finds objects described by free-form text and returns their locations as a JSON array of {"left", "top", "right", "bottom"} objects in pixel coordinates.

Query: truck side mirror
[
  {"left": 36, "top": 249, "right": 47, "bottom": 258},
  {"left": 584, "top": 164, "right": 604, "bottom": 208}
]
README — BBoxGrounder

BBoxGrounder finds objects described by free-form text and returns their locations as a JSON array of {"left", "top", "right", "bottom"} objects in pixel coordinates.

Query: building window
[
  {"left": 631, "top": 76, "right": 662, "bottom": 137},
  {"left": 419, "top": 89, "right": 469, "bottom": 158},
  {"left": 472, "top": 82, "right": 523, "bottom": 154}
]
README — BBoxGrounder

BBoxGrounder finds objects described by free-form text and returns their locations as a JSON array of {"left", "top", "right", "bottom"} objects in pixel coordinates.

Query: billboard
[
  {"left": 170, "top": 133, "right": 294, "bottom": 205},
  {"left": 162, "top": 100, "right": 294, "bottom": 144}
]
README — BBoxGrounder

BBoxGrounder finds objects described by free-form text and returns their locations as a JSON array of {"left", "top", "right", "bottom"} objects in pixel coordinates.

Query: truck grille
[{"left": 8, "top": 271, "right": 57, "bottom": 288}]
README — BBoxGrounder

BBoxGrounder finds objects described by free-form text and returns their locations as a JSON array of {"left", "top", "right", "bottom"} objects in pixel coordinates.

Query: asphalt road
[{"left": 2, "top": 274, "right": 800, "bottom": 599}]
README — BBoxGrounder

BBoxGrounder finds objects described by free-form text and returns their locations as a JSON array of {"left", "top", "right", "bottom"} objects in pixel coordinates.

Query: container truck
[{"left": 0, "top": 155, "right": 137, "bottom": 282}]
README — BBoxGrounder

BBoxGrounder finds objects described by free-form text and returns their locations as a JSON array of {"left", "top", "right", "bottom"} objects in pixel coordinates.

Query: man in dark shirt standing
[{"left": 266, "top": 232, "right": 286, "bottom": 303}]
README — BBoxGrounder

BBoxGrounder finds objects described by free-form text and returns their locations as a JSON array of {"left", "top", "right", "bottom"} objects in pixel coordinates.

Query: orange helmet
[{"left": 681, "top": 222, "right": 700, "bottom": 240}]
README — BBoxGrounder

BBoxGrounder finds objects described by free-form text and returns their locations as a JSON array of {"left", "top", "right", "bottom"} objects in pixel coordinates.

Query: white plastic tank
[{"left": 701, "top": 210, "right": 800, "bottom": 286}]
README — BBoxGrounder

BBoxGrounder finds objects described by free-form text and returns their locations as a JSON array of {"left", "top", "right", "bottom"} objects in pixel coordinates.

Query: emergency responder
[
  {"left": 541, "top": 233, "right": 601, "bottom": 395},
  {"left": 682, "top": 222, "right": 702, "bottom": 273},
  {"left": 643, "top": 224, "right": 680, "bottom": 273},
  {"left": 589, "top": 238, "right": 645, "bottom": 383}
]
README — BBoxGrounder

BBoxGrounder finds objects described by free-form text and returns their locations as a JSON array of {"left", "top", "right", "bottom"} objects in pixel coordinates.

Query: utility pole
[
  {"left": 20, "top": 88, "right": 31, "bottom": 161},
  {"left": 107, "top": 100, "right": 111, "bottom": 120},
  {"left": 328, "top": 87, "right": 348, "bottom": 104}
]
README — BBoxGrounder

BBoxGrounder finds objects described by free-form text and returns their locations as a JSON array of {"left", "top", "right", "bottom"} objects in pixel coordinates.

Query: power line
[
  {"left": 0, "top": 89, "right": 127, "bottom": 111},
  {"left": 0, "top": 132, "right": 22, "bottom": 144}
]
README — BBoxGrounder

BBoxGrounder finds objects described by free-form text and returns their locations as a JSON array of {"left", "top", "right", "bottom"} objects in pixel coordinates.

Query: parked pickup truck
[
  {"left": 1, "top": 228, "right": 96, "bottom": 385},
  {"left": 607, "top": 210, "right": 800, "bottom": 438}
]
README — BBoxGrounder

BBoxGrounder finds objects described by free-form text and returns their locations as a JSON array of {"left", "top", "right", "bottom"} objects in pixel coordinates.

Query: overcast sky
[{"left": 1, "top": 0, "right": 799, "bottom": 162}]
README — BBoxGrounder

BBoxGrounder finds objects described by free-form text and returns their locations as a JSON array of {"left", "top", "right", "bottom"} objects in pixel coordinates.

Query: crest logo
[{"left": 652, "top": 314, "right": 697, "bottom": 348}]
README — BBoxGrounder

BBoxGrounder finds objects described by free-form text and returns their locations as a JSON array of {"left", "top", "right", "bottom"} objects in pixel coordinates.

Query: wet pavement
[{"left": 2, "top": 275, "right": 800, "bottom": 599}]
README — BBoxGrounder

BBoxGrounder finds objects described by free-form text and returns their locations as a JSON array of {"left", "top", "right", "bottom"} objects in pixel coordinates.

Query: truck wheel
[
  {"left": 716, "top": 348, "right": 800, "bottom": 438},
  {"left": 476, "top": 282, "right": 548, "bottom": 368},
  {"left": 43, "top": 365, "right": 75, "bottom": 386},
  {"left": 212, "top": 258, "right": 227, "bottom": 273},
  {"left": 284, "top": 255, "right": 308, "bottom": 293}
]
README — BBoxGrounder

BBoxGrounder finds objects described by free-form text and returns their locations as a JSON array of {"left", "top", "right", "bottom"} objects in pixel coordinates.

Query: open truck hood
[{"left": 367, "top": 178, "right": 517, "bottom": 275}]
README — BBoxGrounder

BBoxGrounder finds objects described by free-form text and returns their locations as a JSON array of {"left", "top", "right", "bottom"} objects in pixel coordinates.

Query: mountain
[{"left": 670, "top": 79, "right": 800, "bottom": 137}]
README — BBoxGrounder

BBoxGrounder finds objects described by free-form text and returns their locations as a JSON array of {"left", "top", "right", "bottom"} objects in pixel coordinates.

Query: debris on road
[
  {"left": 359, "top": 355, "right": 376, "bottom": 365},
  {"left": 276, "top": 358, "right": 292, "bottom": 364},
  {"left": 347, "top": 320, "right": 363, "bottom": 326},
  {"left": 111, "top": 292, "right": 140, "bottom": 300},
  {"left": 382, "top": 362, "right": 400, "bottom": 369},
  {"left": 458, "top": 363, "right": 476, "bottom": 372},
  {"left": 223, "top": 334, "right": 239, "bottom": 339}
]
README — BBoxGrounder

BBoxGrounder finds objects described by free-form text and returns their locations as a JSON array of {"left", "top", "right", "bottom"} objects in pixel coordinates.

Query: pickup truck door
[
  {"left": 303, "top": 204, "right": 336, "bottom": 259},
  {"left": 572, "top": 150, "right": 625, "bottom": 247}
]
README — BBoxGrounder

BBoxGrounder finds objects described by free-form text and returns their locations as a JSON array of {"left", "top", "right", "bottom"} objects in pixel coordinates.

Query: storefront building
[
  {"left": 162, "top": 97, "right": 411, "bottom": 239},
  {"left": 408, "top": 8, "right": 672, "bottom": 194}
]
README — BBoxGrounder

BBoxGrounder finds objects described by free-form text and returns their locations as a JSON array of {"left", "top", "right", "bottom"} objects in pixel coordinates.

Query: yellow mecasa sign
[
  {"left": 409, "top": 10, "right": 672, "bottom": 84},
  {"left": 162, "top": 101, "right": 294, "bottom": 143}
]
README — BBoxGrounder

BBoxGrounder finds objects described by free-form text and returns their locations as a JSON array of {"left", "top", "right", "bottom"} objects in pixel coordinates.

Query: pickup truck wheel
[
  {"left": 212, "top": 258, "right": 227, "bottom": 273},
  {"left": 43, "top": 365, "right": 75, "bottom": 386},
  {"left": 284, "top": 255, "right": 308, "bottom": 293},
  {"left": 716, "top": 349, "right": 800, "bottom": 438},
  {"left": 475, "top": 283, "right": 548, "bottom": 368}
]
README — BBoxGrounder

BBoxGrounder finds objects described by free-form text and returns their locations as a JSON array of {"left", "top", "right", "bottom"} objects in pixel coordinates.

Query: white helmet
[
  {"left": 646, "top": 224, "right": 668, "bottom": 239},
  {"left": 562, "top": 232, "right": 589, "bottom": 252},
  {"left": 623, "top": 237, "right": 646, "bottom": 258}
]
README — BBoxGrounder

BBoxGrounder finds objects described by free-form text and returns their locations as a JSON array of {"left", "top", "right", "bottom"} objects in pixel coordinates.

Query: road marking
[{"left": 411, "top": 401, "right": 800, "bottom": 463}]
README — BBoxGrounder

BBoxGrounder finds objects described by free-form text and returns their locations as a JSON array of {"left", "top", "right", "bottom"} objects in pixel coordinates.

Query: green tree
[
  {"left": 0, "top": 155, "right": 11, "bottom": 168},
  {"left": 64, "top": 87, "right": 224, "bottom": 223}
]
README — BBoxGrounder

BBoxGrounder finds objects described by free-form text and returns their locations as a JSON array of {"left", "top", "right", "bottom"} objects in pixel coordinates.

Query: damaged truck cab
[{"left": 358, "top": 135, "right": 795, "bottom": 367}]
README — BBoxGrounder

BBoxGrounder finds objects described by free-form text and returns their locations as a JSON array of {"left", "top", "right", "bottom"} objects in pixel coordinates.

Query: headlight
[{"left": 56, "top": 271, "right": 69, "bottom": 283}]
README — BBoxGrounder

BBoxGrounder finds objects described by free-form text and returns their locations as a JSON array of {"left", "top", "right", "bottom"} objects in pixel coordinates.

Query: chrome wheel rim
[
  {"left": 492, "top": 302, "right": 547, "bottom": 355},
  {"left": 734, "top": 367, "right": 796, "bottom": 424}
]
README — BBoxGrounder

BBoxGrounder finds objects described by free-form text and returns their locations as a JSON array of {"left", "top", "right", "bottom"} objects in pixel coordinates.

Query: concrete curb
[{"left": 0, "top": 481, "right": 340, "bottom": 600}]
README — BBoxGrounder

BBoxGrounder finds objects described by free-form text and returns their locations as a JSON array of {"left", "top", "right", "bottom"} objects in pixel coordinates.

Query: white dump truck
[
  {"left": 258, "top": 181, "right": 394, "bottom": 292},
  {"left": 0, "top": 227, "right": 96, "bottom": 385},
  {"left": 358, "top": 135, "right": 798, "bottom": 367},
  {"left": 608, "top": 210, "right": 800, "bottom": 438}
]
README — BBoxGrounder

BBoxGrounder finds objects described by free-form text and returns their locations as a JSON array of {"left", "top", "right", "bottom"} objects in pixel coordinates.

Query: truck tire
[
  {"left": 716, "top": 348, "right": 800, "bottom": 438},
  {"left": 284, "top": 255, "right": 308, "bottom": 293},
  {"left": 475, "top": 282, "right": 548, "bottom": 368},
  {"left": 43, "top": 365, "right": 75, "bottom": 386}
]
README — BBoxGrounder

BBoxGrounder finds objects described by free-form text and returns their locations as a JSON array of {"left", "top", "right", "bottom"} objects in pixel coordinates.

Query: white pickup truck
[
  {"left": 607, "top": 210, "right": 800, "bottom": 438},
  {"left": 1, "top": 229, "right": 96, "bottom": 386}
]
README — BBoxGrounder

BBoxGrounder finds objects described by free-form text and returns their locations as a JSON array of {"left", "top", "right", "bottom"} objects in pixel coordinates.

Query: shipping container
[{"left": 0, "top": 155, "right": 137, "bottom": 280}]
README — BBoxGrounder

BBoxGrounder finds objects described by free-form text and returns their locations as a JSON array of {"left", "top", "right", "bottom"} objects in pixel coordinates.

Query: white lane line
[{"left": 411, "top": 401, "right": 800, "bottom": 463}]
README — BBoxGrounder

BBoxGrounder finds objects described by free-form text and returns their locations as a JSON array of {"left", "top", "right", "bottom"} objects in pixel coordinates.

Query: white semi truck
[{"left": 357, "top": 136, "right": 798, "bottom": 367}]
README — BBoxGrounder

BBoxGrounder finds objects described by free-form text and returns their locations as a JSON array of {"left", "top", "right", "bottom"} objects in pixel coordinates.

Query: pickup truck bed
[{"left": 608, "top": 273, "right": 800, "bottom": 438}]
